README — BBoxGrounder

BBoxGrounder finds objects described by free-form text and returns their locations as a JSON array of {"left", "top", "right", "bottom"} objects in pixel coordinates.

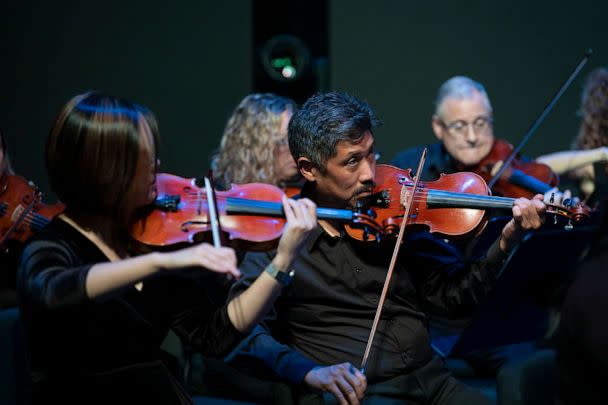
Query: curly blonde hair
[
  {"left": 573, "top": 67, "right": 608, "bottom": 150},
  {"left": 214, "top": 93, "right": 296, "bottom": 187}
]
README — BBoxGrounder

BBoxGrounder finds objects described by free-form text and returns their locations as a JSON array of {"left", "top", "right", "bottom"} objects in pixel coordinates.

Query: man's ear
[
  {"left": 431, "top": 115, "right": 445, "bottom": 141},
  {"left": 298, "top": 157, "right": 317, "bottom": 182}
]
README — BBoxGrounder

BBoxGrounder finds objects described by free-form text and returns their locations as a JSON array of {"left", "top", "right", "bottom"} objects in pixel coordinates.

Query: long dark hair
[{"left": 46, "top": 92, "right": 159, "bottom": 243}]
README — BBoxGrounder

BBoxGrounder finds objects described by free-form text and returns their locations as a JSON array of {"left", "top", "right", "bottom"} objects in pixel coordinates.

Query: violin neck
[
  {"left": 508, "top": 169, "right": 553, "bottom": 194},
  {"left": 426, "top": 189, "right": 514, "bottom": 210},
  {"left": 225, "top": 197, "right": 353, "bottom": 221}
]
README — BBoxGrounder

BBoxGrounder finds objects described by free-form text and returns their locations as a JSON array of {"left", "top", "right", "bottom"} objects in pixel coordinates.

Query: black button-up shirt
[{"left": 228, "top": 221, "right": 507, "bottom": 384}]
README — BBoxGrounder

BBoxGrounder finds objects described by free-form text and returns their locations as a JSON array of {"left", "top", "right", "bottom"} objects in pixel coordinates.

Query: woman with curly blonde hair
[
  {"left": 537, "top": 67, "right": 608, "bottom": 200},
  {"left": 213, "top": 93, "right": 299, "bottom": 189}
]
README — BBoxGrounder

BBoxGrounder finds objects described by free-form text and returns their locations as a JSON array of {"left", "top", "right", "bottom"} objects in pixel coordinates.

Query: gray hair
[{"left": 434, "top": 76, "right": 493, "bottom": 118}]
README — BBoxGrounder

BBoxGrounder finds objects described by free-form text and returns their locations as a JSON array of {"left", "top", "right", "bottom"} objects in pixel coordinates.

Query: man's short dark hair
[{"left": 288, "top": 91, "right": 382, "bottom": 173}]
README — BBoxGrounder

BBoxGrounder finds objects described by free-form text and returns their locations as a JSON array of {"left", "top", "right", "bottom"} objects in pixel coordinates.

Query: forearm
[
  {"left": 537, "top": 147, "right": 608, "bottom": 174},
  {"left": 85, "top": 252, "right": 164, "bottom": 300},
  {"left": 226, "top": 324, "right": 319, "bottom": 385},
  {"left": 227, "top": 256, "right": 287, "bottom": 333}
]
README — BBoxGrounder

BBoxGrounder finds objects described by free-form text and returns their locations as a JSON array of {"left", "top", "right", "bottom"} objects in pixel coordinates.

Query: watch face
[
  {"left": 276, "top": 269, "right": 295, "bottom": 287},
  {"left": 265, "top": 263, "right": 295, "bottom": 286}
]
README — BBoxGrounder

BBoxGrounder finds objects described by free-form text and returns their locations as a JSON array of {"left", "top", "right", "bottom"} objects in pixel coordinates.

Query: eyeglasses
[{"left": 440, "top": 116, "right": 493, "bottom": 137}]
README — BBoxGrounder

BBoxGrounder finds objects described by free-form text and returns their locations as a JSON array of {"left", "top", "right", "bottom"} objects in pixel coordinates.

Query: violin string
[
  {"left": 1, "top": 208, "right": 50, "bottom": 228},
  {"left": 177, "top": 192, "right": 515, "bottom": 206},
  {"left": 175, "top": 190, "right": 570, "bottom": 213},
  {"left": 21, "top": 212, "right": 51, "bottom": 229}
]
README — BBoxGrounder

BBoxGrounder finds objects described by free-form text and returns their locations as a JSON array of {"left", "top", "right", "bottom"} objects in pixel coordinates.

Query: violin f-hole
[{"left": 180, "top": 220, "right": 210, "bottom": 232}]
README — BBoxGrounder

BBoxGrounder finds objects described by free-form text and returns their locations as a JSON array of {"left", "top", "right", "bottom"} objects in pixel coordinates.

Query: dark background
[{"left": 1, "top": 0, "right": 607, "bottom": 201}]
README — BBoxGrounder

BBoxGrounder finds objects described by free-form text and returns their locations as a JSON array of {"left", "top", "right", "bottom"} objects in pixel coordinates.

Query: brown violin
[
  {"left": 469, "top": 139, "right": 559, "bottom": 199},
  {"left": 0, "top": 174, "right": 65, "bottom": 248},
  {"left": 349, "top": 164, "right": 587, "bottom": 241},
  {"left": 130, "top": 173, "right": 379, "bottom": 251},
  {"left": 131, "top": 168, "right": 589, "bottom": 250}
]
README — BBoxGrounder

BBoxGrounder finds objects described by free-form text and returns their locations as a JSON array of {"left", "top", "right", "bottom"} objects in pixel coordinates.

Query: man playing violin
[
  {"left": 228, "top": 91, "right": 546, "bottom": 405},
  {"left": 390, "top": 76, "right": 582, "bottom": 393},
  {"left": 391, "top": 76, "right": 571, "bottom": 205}
]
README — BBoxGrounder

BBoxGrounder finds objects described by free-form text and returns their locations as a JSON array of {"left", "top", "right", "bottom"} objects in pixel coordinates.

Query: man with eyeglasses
[
  {"left": 392, "top": 76, "right": 565, "bottom": 401},
  {"left": 393, "top": 76, "right": 504, "bottom": 181}
]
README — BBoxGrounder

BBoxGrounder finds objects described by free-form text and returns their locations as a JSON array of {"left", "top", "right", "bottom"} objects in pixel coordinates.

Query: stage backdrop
[
  {"left": 330, "top": 0, "right": 608, "bottom": 166},
  {"left": 1, "top": 1, "right": 252, "bottom": 199},
  {"left": 2, "top": 1, "right": 608, "bottom": 200}
]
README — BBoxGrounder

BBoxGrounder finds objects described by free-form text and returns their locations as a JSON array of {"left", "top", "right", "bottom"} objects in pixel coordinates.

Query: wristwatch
[{"left": 265, "top": 262, "right": 295, "bottom": 287}]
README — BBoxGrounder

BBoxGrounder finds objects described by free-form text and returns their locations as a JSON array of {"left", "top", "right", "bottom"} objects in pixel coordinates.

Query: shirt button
[{"left": 371, "top": 296, "right": 378, "bottom": 304}]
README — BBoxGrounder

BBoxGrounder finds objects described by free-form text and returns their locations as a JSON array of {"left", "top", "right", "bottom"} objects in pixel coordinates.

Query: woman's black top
[{"left": 17, "top": 217, "right": 244, "bottom": 404}]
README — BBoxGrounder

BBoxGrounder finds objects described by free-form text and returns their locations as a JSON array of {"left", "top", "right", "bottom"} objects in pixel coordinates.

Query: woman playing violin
[
  {"left": 212, "top": 93, "right": 302, "bottom": 193},
  {"left": 17, "top": 92, "right": 317, "bottom": 404}
]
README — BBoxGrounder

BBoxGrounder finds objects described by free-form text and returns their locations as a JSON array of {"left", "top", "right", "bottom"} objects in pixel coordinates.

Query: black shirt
[
  {"left": 228, "top": 222, "right": 507, "bottom": 384},
  {"left": 390, "top": 141, "right": 533, "bottom": 183},
  {"left": 17, "top": 217, "right": 245, "bottom": 404},
  {"left": 391, "top": 142, "right": 458, "bottom": 181},
  {"left": 556, "top": 236, "right": 608, "bottom": 405}
]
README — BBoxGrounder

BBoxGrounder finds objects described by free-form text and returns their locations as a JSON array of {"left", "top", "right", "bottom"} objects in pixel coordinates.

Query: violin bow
[
  {"left": 488, "top": 48, "right": 593, "bottom": 190},
  {"left": 360, "top": 147, "right": 428, "bottom": 373},
  {"left": 203, "top": 170, "right": 225, "bottom": 248}
]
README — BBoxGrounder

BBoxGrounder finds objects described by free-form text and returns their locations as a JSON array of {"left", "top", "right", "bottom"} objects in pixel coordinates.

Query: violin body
[
  {"left": 345, "top": 165, "right": 492, "bottom": 241},
  {"left": 131, "top": 173, "right": 288, "bottom": 251},
  {"left": 472, "top": 139, "right": 559, "bottom": 198},
  {"left": 0, "top": 174, "right": 64, "bottom": 247}
]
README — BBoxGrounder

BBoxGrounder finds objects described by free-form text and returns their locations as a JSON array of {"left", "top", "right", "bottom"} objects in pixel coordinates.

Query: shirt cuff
[{"left": 276, "top": 350, "right": 319, "bottom": 385}]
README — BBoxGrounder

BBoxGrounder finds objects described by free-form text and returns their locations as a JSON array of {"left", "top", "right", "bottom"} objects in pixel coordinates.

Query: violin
[
  {"left": 130, "top": 173, "right": 378, "bottom": 251},
  {"left": 354, "top": 164, "right": 587, "bottom": 241},
  {"left": 130, "top": 168, "right": 589, "bottom": 250},
  {"left": 0, "top": 174, "right": 64, "bottom": 248},
  {"left": 283, "top": 185, "right": 302, "bottom": 198},
  {"left": 469, "top": 139, "right": 559, "bottom": 199}
]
